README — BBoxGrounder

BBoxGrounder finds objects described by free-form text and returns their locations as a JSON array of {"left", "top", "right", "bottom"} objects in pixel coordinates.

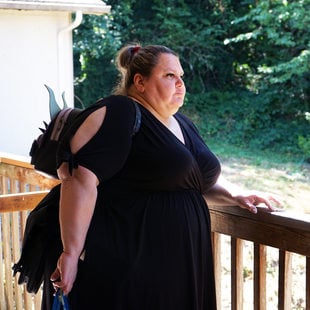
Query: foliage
[
  {"left": 183, "top": 91, "right": 309, "bottom": 156},
  {"left": 224, "top": 0, "right": 310, "bottom": 113},
  {"left": 136, "top": 0, "right": 235, "bottom": 93},
  {"left": 298, "top": 112, "right": 310, "bottom": 162},
  {"left": 73, "top": 13, "right": 123, "bottom": 106},
  {"left": 298, "top": 135, "right": 310, "bottom": 162}
]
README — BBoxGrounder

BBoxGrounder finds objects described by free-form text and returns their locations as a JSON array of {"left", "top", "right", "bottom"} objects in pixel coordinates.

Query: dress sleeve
[{"left": 57, "top": 95, "right": 138, "bottom": 182}]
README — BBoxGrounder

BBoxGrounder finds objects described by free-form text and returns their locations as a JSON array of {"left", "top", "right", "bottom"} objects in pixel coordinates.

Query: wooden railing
[
  {"left": 0, "top": 153, "right": 309, "bottom": 309},
  {"left": 0, "top": 153, "right": 59, "bottom": 310},
  {"left": 210, "top": 205, "right": 310, "bottom": 309}
]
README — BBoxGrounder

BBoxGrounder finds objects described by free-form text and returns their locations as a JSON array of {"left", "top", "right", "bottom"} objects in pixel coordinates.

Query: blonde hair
[{"left": 113, "top": 44, "right": 178, "bottom": 95}]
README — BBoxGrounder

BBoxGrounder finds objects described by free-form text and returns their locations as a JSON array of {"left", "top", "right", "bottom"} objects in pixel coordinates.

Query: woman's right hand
[{"left": 50, "top": 251, "right": 79, "bottom": 295}]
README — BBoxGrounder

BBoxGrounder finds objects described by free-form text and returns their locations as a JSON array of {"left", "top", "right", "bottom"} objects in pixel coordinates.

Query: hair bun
[{"left": 131, "top": 46, "right": 141, "bottom": 55}]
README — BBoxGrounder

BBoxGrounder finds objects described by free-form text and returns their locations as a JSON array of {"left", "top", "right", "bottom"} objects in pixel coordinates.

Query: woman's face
[{"left": 136, "top": 53, "right": 186, "bottom": 119}]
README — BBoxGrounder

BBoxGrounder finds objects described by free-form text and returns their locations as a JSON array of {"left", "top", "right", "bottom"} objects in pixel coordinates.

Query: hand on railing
[
  {"left": 204, "top": 176, "right": 282, "bottom": 214},
  {"left": 231, "top": 191, "right": 282, "bottom": 214}
]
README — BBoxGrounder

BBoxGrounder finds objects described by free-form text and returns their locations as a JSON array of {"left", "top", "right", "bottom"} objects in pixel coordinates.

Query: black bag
[
  {"left": 12, "top": 184, "right": 62, "bottom": 294},
  {"left": 29, "top": 87, "right": 141, "bottom": 179},
  {"left": 29, "top": 85, "right": 83, "bottom": 178}
]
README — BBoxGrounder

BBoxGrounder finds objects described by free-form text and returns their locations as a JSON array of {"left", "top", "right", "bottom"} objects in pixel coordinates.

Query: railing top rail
[
  {"left": 0, "top": 152, "right": 60, "bottom": 189},
  {"left": 0, "top": 191, "right": 50, "bottom": 212},
  {"left": 0, "top": 152, "right": 32, "bottom": 169},
  {"left": 210, "top": 204, "right": 310, "bottom": 229},
  {"left": 209, "top": 204, "right": 310, "bottom": 256}
]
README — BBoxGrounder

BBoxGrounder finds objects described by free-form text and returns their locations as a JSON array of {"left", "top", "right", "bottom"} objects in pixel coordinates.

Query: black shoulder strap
[
  {"left": 50, "top": 108, "right": 75, "bottom": 141},
  {"left": 132, "top": 101, "right": 141, "bottom": 136}
]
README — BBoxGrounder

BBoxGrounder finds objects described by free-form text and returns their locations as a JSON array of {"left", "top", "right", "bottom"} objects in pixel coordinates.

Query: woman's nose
[{"left": 176, "top": 76, "right": 184, "bottom": 87}]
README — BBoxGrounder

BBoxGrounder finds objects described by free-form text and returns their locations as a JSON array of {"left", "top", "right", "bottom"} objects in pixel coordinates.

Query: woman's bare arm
[
  {"left": 50, "top": 164, "right": 98, "bottom": 294},
  {"left": 204, "top": 176, "right": 281, "bottom": 214},
  {"left": 51, "top": 107, "right": 106, "bottom": 294}
]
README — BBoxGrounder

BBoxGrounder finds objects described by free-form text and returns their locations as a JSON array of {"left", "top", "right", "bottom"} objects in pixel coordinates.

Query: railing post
[
  {"left": 254, "top": 243, "right": 266, "bottom": 310},
  {"left": 306, "top": 257, "right": 310, "bottom": 310},
  {"left": 231, "top": 237, "right": 243, "bottom": 310},
  {"left": 278, "top": 250, "right": 292, "bottom": 310},
  {"left": 12, "top": 176, "right": 24, "bottom": 310},
  {"left": 0, "top": 217, "right": 6, "bottom": 310},
  {"left": 212, "top": 232, "right": 222, "bottom": 310},
  {"left": 0, "top": 174, "right": 6, "bottom": 310}
]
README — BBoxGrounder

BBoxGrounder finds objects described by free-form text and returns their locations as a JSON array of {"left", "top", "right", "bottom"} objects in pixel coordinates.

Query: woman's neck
[
  {"left": 127, "top": 93, "right": 184, "bottom": 143},
  {"left": 127, "top": 94, "right": 171, "bottom": 127}
]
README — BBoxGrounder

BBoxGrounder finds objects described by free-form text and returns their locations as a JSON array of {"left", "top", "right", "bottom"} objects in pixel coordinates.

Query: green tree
[
  {"left": 224, "top": 0, "right": 310, "bottom": 114},
  {"left": 73, "top": 12, "right": 123, "bottom": 106},
  {"left": 114, "top": 0, "right": 239, "bottom": 93},
  {"left": 218, "top": 0, "right": 310, "bottom": 153}
]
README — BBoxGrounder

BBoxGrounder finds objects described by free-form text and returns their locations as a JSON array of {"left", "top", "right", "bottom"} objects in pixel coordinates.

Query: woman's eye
[{"left": 166, "top": 73, "right": 184, "bottom": 81}]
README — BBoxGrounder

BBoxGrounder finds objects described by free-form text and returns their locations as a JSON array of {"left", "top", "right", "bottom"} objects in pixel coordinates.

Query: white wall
[{"left": 0, "top": 9, "right": 74, "bottom": 157}]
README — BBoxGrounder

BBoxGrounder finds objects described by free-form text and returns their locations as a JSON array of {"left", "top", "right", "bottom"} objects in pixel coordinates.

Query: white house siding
[{"left": 0, "top": 9, "right": 74, "bottom": 156}]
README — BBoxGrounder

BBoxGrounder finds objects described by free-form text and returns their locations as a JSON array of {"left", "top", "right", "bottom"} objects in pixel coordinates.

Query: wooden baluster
[
  {"left": 0, "top": 173, "right": 6, "bottom": 310},
  {"left": 306, "top": 257, "right": 310, "bottom": 310},
  {"left": 231, "top": 237, "right": 243, "bottom": 310},
  {"left": 212, "top": 232, "right": 222, "bottom": 310},
  {"left": 2, "top": 174, "right": 14, "bottom": 309},
  {"left": 12, "top": 179, "right": 24, "bottom": 310},
  {"left": 278, "top": 250, "right": 292, "bottom": 310},
  {"left": 3, "top": 212, "right": 14, "bottom": 309},
  {"left": 254, "top": 243, "right": 267, "bottom": 310},
  {"left": 0, "top": 214, "right": 6, "bottom": 310}
]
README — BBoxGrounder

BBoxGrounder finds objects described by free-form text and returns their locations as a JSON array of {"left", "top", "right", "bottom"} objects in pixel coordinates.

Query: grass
[{"left": 207, "top": 141, "right": 310, "bottom": 213}]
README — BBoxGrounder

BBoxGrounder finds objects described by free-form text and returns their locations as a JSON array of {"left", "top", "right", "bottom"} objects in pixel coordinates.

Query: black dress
[{"left": 57, "top": 95, "right": 221, "bottom": 310}]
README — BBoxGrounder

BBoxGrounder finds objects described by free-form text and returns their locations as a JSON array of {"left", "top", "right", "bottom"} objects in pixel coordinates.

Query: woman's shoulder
[
  {"left": 60, "top": 96, "right": 137, "bottom": 153},
  {"left": 75, "top": 95, "right": 136, "bottom": 128},
  {"left": 95, "top": 95, "right": 136, "bottom": 111}
]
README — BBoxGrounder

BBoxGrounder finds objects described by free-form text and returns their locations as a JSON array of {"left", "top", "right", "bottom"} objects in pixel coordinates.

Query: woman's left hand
[
  {"left": 204, "top": 177, "right": 282, "bottom": 214},
  {"left": 233, "top": 192, "right": 281, "bottom": 214}
]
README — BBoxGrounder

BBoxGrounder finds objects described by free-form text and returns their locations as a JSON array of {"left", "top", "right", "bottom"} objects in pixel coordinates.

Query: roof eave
[{"left": 0, "top": 1, "right": 111, "bottom": 15}]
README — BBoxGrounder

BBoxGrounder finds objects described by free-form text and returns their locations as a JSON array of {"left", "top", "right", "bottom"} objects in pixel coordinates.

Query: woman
[{"left": 50, "top": 44, "right": 279, "bottom": 309}]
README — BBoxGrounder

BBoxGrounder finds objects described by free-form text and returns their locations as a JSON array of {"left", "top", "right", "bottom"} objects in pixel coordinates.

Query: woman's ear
[{"left": 133, "top": 73, "right": 145, "bottom": 93}]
